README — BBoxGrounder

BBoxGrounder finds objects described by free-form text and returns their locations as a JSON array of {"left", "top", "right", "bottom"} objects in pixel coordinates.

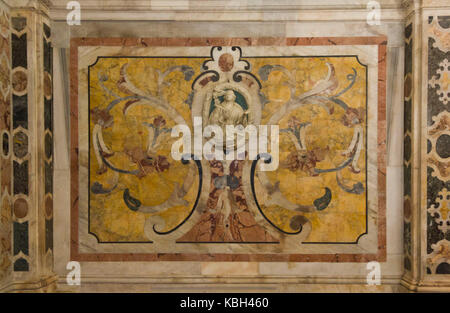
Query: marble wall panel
[
  {"left": 43, "top": 21, "right": 53, "bottom": 270},
  {"left": 70, "top": 37, "right": 386, "bottom": 263},
  {"left": 0, "top": 0, "right": 11, "bottom": 283},
  {"left": 403, "top": 22, "right": 413, "bottom": 273},
  {"left": 11, "top": 14, "right": 29, "bottom": 272},
  {"left": 426, "top": 16, "right": 450, "bottom": 275}
]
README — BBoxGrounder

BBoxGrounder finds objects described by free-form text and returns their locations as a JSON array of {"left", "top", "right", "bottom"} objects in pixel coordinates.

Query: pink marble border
[{"left": 70, "top": 37, "right": 387, "bottom": 262}]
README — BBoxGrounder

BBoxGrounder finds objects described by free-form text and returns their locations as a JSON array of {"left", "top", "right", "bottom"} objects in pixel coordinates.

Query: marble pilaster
[{"left": 401, "top": 0, "right": 450, "bottom": 292}]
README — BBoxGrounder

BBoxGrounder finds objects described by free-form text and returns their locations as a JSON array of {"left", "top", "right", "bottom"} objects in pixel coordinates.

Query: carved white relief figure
[{"left": 208, "top": 89, "right": 249, "bottom": 130}]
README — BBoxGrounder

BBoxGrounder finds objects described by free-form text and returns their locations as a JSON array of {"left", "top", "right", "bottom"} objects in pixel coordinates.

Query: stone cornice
[
  {"left": 36, "top": 0, "right": 406, "bottom": 22},
  {"left": 49, "top": 10, "right": 406, "bottom": 22},
  {"left": 5, "top": 0, "right": 50, "bottom": 16},
  {"left": 49, "top": 0, "right": 405, "bottom": 11},
  {"left": 8, "top": 0, "right": 450, "bottom": 23}
]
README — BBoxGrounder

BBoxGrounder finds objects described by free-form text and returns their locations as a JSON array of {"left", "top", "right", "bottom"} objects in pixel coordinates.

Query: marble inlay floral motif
[
  {"left": 428, "top": 188, "right": 450, "bottom": 234},
  {"left": 71, "top": 37, "right": 386, "bottom": 262},
  {"left": 427, "top": 16, "right": 450, "bottom": 275},
  {"left": 429, "top": 59, "right": 450, "bottom": 105},
  {"left": 89, "top": 51, "right": 367, "bottom": 244},
  {"left": 429, "top": 16, "right": 450, "bottom": 53}
]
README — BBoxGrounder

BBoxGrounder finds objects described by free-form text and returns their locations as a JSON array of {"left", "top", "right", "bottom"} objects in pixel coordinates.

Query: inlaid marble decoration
[
  {"left": 71, "top": 37, "right": 386, "bottom": 262},
  {"left": 11, "top": 15, "right": 29, "bottom": 272},
  {"left": 43, "top": 22, "right": 53, "bottom": 270},
  {"left": 0, "top": 3, "right": 11, "bottom": 281},
  {"left": 404, "top": 22, "right": 413, "bottom": 272},
  {"left": 426, "top": 16, "right": 450, "bottom": 275}
]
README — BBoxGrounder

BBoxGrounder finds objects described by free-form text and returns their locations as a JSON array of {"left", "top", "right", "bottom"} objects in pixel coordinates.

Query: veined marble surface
[{"left": 10, "top": 0, "right": 450, "bottom": 293}]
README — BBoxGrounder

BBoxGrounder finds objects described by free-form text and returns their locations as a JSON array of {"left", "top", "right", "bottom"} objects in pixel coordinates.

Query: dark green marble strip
[
  {"left": 403, "top": 22, "right": 413, "bottom": 272},
  {"left": 45, "top": 218, "right": 53, "bottom": 252},
  {"left": 44, "top": 98, "right": 52, "bottom": 131},
  {"left": 11, "top": 33, "right": 26, "bottom": 69},
  {"left": 13, "top": 258, "right": 29, "bottom": 271},
  {"left": 45, "top": 157, "right": 52, "bottom": 195},
  {"left": 13, "top": 221, "right": 28, "bottom": 255},
  {"left": 13, "top": 160, "right": 28, "bottom": 195},
  {"left": 43, "top": 23, "right": 50, "bottom": 39},
  {"left": 11, "top": 16, "right": 30, "bottom": 272},
  {"left": 45, "top": 132, "right": 52, "bottom": 159},
  {"left": 44, "top": 40, "right": 51, "bottom": 73},
  {"left": 12, "top": 94, "right": 28, "bottom": 129},
  {"left": 43, "top": 23, "right": 53, "bottom": 255},
  {"left": 11, "top": 17, "right": 26, "bottom": 32},
  {"left": 2, "top": 132, "right": 9, "bottom": 156},
  {"left": 403, "top": 222, "right": 411, "bottom": 271}
]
